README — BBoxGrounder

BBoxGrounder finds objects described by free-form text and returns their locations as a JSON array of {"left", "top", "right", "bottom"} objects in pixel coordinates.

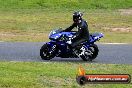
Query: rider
[{"left": 64, "top": 11, "right": 89, "bottom": 48}]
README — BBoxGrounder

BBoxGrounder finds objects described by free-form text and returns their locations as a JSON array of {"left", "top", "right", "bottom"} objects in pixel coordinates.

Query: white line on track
[
  {"left": 0, "top": 41, "right": 130, "bottom": 45},
  {"left": 99, "top": 43, "right": 129, "bottom": 45}
]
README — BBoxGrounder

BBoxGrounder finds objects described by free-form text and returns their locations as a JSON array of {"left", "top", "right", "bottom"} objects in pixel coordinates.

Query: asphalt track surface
[{"left": 0, "top": 42, "right": 132, "bottom": 64}]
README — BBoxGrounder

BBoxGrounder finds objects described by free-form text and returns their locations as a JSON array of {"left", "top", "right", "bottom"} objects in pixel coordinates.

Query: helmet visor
[{"left": 73, "top": 15, "right": 80, "bottom": 22}]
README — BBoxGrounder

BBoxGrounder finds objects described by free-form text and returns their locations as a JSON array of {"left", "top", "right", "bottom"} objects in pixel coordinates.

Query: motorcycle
[{"left": 40, "top": 28, "right": 104, "bottom": 61}]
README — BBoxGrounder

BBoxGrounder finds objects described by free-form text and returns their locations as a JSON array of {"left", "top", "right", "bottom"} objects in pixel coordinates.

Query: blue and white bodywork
[{"left": 40, "top": 29, "right": 104, "bottom": 61}]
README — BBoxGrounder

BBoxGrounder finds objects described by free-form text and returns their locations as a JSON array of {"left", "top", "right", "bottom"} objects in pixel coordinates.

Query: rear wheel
[
  {"left": 74, "top": 44, "right": 98, "bottom": 61},
  {"left": 40, "top": 44, "right": 57, "bottom": 60},
  {"left": 82, "top": 44, "right": 99, "bottom": 61}
]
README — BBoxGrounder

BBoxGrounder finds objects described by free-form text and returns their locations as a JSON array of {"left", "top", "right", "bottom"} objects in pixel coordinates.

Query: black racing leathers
[{"left": 64, "top": 19, "right": 89, "bottom": 47}]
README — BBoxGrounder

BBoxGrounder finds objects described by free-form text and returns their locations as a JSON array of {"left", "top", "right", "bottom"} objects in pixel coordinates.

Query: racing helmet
[{"left": 73, "top": 11, "right": 83, "bottom": 23}]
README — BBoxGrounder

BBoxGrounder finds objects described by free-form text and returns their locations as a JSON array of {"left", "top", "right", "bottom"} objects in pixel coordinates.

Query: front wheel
[
  {"left": 81, "top": 44, "right": 99, "bottom": 61},
  {"left": 40, "top": 44, "right": 57, "bottom": 60}
]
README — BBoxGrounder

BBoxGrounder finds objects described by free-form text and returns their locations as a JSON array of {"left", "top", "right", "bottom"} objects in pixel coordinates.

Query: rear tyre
[
  {"left": 81, "top": 44, "right": 99, "bottom": 61},
  {"left": 40, "top": 44, "right": 57, "bottom": 60}
]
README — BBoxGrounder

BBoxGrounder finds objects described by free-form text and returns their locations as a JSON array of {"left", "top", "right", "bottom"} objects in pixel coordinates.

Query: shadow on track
[{"left": 39, "top": 57, "right": 98, "bottom": 63}]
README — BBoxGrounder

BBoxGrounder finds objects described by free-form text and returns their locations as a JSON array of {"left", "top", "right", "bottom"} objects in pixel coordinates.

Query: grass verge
[
  {"left": 0, "top": 61, "right": 131, "bottom": 88},
  {"left": 0, "top": 0, "right": 132, "bottom": 10},
  {"left": 0, "top": 9, "right": 131, "bottom": 42}
]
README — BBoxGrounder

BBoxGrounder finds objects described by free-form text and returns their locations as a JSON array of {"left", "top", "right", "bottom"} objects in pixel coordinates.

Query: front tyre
[
  {"left": 40, "top": 44, "right": 57, "bottom": 60},
  {"left": 81, "top": 44, "right": 99, "bottom": 61}
]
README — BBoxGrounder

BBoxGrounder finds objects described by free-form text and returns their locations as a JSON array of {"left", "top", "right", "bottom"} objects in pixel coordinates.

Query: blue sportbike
[{"left": 40, "top": 29, "right": 104, "bottom": 61}]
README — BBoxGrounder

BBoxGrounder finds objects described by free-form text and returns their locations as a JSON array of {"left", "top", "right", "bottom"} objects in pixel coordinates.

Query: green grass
[
  {"left": 0, "top": 0, "right": 132, "bottom": 42},
  {"left": 0, "top": 62, "right": 131, "bottom": 88},
  {"left": 0, "top": 9, "right": 131, "bottom": 42},
  {"left": 0, "top": 0, "right": 132, "bottom": 10}
]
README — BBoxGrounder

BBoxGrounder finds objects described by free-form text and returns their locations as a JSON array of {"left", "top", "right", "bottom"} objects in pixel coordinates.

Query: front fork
[
  {"left": 46, "top": 42, "right": 58, "bottom": 55},
  {"left": 49, "top": 45, "right": 57, "bottom": 54}
]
